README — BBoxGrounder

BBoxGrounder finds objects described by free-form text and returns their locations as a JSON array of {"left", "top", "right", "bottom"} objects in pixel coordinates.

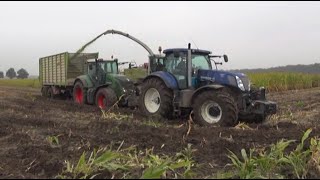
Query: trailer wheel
[
  {"left": 139, "top": 78, "right": 173, "bottom": 119},
  {"left": 47, "top": 87, "right": 54, "bottom": 99},
  {"left": 41, "top": 86, "right": 49, "bottom": 97},
  {"left": 73, "top": 81, "right": 87, "bottom": 105},
  {"left": 95, "top": 87, "right": 117, "bottom": 110},
  {"left": 193, "top": 89, "right": 238, "bottom": 127}
]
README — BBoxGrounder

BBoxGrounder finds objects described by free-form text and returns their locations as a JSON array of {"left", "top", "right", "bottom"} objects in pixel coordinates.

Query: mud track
[{"left": 0, "top": 86, "right": 319, "bottom": 178}]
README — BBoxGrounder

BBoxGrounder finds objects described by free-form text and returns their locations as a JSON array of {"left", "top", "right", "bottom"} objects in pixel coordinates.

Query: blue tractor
[
  {"left": 138, "top": 44, "right": 277, "bottom": 126},
  {"left": 95, "top": 29, "right": 277, "bottom": 126}
]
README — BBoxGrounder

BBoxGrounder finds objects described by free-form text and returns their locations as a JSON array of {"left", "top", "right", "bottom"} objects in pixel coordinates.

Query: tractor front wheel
[
  {"left": 139, "top": 78, "right": 173, "bottom": 120},
  {"left": 193, "top": 89, "right": 238, "bottom": 127},
  {"left": 95, "top": 87, "right": 117, "bottom": 110},
  {"left": 73, "top": 81, "right": 87, "bottom": 105}
]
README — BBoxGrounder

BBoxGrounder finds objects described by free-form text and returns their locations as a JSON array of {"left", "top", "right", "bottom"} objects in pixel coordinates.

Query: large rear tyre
[
  {"left": 193, "top": 89, "right": 238, "bottom": 127},
  {"left": 139, "top": 78, "right": 173, "bottom": 120},
  {"left": 73, "top": 81, "right": 87, "bottom": 105},
  {"left": 95, "top": 87, "right": 117, "bottom": 111}
]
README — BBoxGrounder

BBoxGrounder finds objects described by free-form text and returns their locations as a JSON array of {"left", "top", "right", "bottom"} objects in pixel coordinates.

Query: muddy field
[{"left": 0, "top": 86, "right": 320, "bottom": 178}]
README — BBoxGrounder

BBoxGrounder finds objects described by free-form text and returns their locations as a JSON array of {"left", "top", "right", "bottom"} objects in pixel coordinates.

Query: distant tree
[
  {"left": 0, "top": 71, "right": 3, "bottom": 78},
  {"left": 17, "top": 68, "right": 29, "bottom": 79},
  {"left": 6, "top": 68, "right": 16, "bottom": 79}
]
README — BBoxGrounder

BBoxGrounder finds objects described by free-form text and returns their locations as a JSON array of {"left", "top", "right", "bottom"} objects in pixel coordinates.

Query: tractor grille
[{"left": 240, "top": 76, "right": 250, "bottom": 91}]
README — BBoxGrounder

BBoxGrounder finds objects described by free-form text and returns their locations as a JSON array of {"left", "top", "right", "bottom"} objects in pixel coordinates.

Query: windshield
[
  {"left": 192, "top": 54, "right": 211, "bottom": 70},
  {"left": 105, "top": 61, "right": 118, "bottom": 74},
  {"left": 149, "top": 52, "right": 212, "bottom": 74},
  {"left": 163, "top": 52, "right": 211, "bottom": 73}
]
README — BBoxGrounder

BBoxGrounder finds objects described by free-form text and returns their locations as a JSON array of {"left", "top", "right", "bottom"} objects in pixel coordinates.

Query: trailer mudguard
[{"left": 143, "top": 71, "right": 179, "bottom": 90}]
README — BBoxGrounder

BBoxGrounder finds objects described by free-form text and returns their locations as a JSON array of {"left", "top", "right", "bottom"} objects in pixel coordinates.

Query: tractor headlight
[{"left": 235, "top": 76, "right": 246, "bottom": 91}]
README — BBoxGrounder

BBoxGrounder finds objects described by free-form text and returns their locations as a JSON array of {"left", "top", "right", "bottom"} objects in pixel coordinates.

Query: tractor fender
[
  {"left": 191, "top": 84, "right": 225, "bottom": 104},
  {"left": 143, "top": 71, "right": 179, "bottom": 90},
  {"left": 74, "top": 76, "right": 93, "bottom": 88},
  {"left": 94, "top": 83, "right": 112, "bottom": 96}
]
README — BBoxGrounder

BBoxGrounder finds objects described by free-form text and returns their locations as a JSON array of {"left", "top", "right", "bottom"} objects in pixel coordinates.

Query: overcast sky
[{"left": 0, "top": 1, "right": 319, "bottom": 75}]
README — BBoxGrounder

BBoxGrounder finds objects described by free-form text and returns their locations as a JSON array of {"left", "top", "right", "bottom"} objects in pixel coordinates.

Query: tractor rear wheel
[
  {"left": 193, "top": 89, "right": 238, "bottom": 127},
  {"left": 95, "top": 87, "right": 117, "bottom": 110},
  {"left": 139, "top": 78, "right": 173, "bottom": 120},
  {"left": 73, "top": 81, "right": 87, "bottom": 105}
]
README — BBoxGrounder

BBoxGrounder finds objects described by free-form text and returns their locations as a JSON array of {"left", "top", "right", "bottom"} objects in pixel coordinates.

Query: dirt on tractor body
[{"left": 0, "top": 86, "right": 319, "bottom": 178}]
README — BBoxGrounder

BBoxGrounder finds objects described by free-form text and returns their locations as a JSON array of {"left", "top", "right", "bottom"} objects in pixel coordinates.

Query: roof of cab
[{"left": 163, "top": 48, "right": 211, "bottom": 54}]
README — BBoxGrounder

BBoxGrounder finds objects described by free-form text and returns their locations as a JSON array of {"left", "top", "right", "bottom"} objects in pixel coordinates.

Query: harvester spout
[{"left": 102, "top": 29, "right": 155, "bottom": 57}]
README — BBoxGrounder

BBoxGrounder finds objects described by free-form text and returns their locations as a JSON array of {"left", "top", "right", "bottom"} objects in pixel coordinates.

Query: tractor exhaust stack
[{"left": 187, "top": 43, "right": 192, "bottom": 88}]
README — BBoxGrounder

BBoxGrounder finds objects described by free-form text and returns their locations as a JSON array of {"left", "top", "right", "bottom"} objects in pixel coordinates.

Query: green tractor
[
  {"left": 73, "top": 58, "right": 135, "bottom": 109},
  {"left": 39, "top": 53, "right": 134, "bottom": 110}
]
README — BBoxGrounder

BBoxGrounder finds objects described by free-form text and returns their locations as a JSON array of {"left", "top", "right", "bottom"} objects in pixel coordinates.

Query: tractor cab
[
  {"left": 86, "top": 58, "right": 119, "bottom": 87},
  {"left": 149, "top": 48, "right": 229, "bottom": 89},
  {"left": 160, "top": 48, "right": 213, "bottom": 89},
  {"left": 87, "top": 58, "right": 119, "bottom": 75}
]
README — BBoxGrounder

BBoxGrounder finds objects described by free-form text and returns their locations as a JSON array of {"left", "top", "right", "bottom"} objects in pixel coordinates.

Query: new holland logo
[{"left": 200, "top": 76, "right": 215, "bottom": 82}]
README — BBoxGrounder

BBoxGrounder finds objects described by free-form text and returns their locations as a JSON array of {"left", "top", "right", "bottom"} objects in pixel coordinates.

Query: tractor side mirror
[
  {"left": 223, "top": 55, "right": 228, "bottom": 62},
  {"left": 89, "top": 64, "right": 93, "bottom": 70}
]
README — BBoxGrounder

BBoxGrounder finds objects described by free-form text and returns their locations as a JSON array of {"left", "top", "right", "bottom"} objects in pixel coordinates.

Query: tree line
[{"left": 0, "top": 68, "right": 29, "bottom": 79}]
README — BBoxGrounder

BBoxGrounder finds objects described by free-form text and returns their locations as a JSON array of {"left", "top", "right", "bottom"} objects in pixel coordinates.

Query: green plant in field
[
  {"left": 280, "top": 129, "right": 312, "bottom": 179},
  {"left": 222, "top": 129, "right": 316, "bottom": 179},
  {"left": 58, "top": 147, "right": 126, "bottom": 179},
  {"left": 296, "top": 101, "right": 305, "bottom": 108},
  {"left": 47, "top": 135, "right": 61, "bottom": 147},
  {"left": 307, "top": 137, "right": 320, "bottom": 177},
  {"left": 58, "top": 144, "right": 196, "bottom": 179},
  {"left": 176, "top": 144, "right": 196, "bottom": 161},
  {"left": 141, "top": 148, "right": 195, "bottom": 179}
]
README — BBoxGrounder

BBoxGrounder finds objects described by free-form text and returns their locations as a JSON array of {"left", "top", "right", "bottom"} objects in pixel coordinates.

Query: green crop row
[
  {"left": 1, "top": 72, "right": 319, "bottom": 92},
  {"left": 57, "top": 129, "right": 320, "bottom": 179},
  {"left": 248, "top": 72, "right": 320, "bottom": 92},
  {"left": 0, "top": 79, "right": 41, "bottom": 88}
]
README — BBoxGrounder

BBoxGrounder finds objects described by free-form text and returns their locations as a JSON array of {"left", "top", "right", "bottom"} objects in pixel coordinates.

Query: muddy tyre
[
  {"left": 95, "top": 87, "right": 117, "bottom": 110},
  {"left": 193, "top": 89, "right": 238, "bottom": 127},
  {"left": 47, "top": 87, "right": 54, "bottom": 99},
  {"left": 41, "top": 86, "right": 49, "bottom": 97},
  {"left": 73, "top": 81, "right": 87, "bottom": 105},
  {"left": 139, "top": 78, "right": 173, "bottom": 120}
]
